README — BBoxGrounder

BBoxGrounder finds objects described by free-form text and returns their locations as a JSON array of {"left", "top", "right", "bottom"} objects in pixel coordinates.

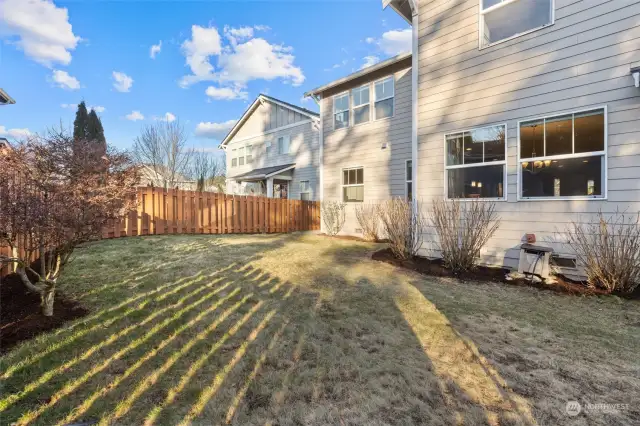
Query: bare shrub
[
  {"left": 354, "top": 203, "right": 380, "bottom": 241},
  {"left": 431, "top": 199, "right": 501, "bottom": 273},
  {"left": 321, "top": 201, "right": 346, "bottom": 236},
  {"left": 565, "top": 210, "right": 640, "bottom": 294},
  {"left": 378, "top": 198, "right": 426, "bottom": 259}
]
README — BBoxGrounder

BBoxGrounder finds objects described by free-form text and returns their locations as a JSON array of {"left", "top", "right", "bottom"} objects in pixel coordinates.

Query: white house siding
[
  {"left": 233, "top": 101, "right": 309, "bottom": 141},
  {"left": 225, "top": 107, "right": 319, "bottom": 200},
  {"left": 415, "top": 0, "right": 640, "bottom": 272},
  {"left": 320, "top": 58, "right": 413, "bottom": 235}
]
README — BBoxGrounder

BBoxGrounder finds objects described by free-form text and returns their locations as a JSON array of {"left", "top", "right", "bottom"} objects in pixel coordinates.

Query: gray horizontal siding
[{"left": 416, "top": 0, "right": 640, "bottom": 273}]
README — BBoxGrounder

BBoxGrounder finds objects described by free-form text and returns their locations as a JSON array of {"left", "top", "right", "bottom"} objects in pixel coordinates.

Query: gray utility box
[{"left": 517, "top": 244, "right": 553, "bottom": 279}]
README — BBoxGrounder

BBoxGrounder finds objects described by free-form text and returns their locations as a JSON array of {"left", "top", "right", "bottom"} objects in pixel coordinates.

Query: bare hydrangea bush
[
  {"left": 354, "top": 203, "right": 381, "bottom": 242},
  {"left": 321, "top": 201, "right": 346, "bottom": 236},
  {"left": 430, "top": 199, "right": 501, "bottom": 274},
  {"left": 378, "top": 198, "right": 426, "bottom": 259},
  {"left": 565, "top": 210, "right": 640, "bottom": 294}
]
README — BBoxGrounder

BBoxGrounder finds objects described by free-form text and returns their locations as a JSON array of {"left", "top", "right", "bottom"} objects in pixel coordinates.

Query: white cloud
[
  {"left": 377, "top": 28, "right": 412, "bottom": 56},
  {"left": 125, "top": 110, "right": 144, "bottom": 121},
  {"left": 153, "top": 112, "right": 176, "bottom": 122},
  {"left": 361, "top": 56, "right": 380, "bottom": 69},
  {"left": 195, "top": 120, "right": 237, "bottom": 139},
  {"left": 112, "top": 71, "right": 133, "bottom": 92},
  {"left": 0, "top": 125, "right": 32, "bottom": 139},
  {"left": 51, "top": 70, "right": 80, "bottom": 90},
  {"left": 178, "top": 25, "right": 304, "bottom": 90},
  {"left": 205, "top": 86, "right": 248, "bottom": 101},
  {"left": 365, "top": 37, "right": 376, "bottom": 44},
  {"left": 61, "top": 103, "right": 105, "bottom": 113},
  {"left": 150, "top": 41, "right": 162, "bottom": 59},
  {"left": 0, "top": 0, "right": 81, "bottom": 67},
  {"left": 253, "top": 25, "right": 271, "bottom": 32}
]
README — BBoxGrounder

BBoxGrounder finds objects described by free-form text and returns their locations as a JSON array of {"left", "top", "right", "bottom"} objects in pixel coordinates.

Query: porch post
[{"left": 266, "top": 177, "right": 274, "bottom": 198}]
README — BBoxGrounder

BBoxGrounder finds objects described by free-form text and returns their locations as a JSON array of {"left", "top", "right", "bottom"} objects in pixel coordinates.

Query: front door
[{"left": 273, "top": 181, "right": 289, "bottom": 199}]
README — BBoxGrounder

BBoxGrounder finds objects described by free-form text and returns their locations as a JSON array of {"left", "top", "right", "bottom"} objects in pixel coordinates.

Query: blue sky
[{"left": 0, "top": 0, "right": 410, "bottom": 158}]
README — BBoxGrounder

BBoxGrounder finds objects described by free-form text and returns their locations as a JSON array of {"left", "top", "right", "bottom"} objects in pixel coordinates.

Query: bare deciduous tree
[
  {"left": 188, "top": 150, "right": 226, "bottom": 192},
  {"left": 354, "top": 203, "right": 381, "bottom": 242},
  {"left": 0, "top": 129, "right": 138, "bottom": 316},
  {"left": 321, "top": 201, "right": 346, "bottom": 236},
  {"left": 430, "top": 199, "right": 501, "bottom": 273},
  {"left": 379, "top": 198, "right": 426, "bottom": 259},
  {"left": 564, "top": 210, "right": 640, "bottom": 294},
  {"left": 132, "top": 120, "right": 192, "bottom": 189}
]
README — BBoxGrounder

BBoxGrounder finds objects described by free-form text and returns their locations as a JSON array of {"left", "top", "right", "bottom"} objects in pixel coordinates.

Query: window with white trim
[
  {"left": 238, "top": 146, "right": 245, "bottom": 166},
  {"left": 246, "top": 145, "right": 253, "bottom": 163},
  {"left": 374, "top": 77, "right": 394, "bottom": 119},
  {"left": 334, "top": 93, "right": 349, "bottom": 129},
  {"left": 342, "top": 167, "right": 364, "bottom": 202},
  {"left": 480, "top": 0, "right": 553, "bottom": 48},
  {"left": 446, "top": 124, "right": 506, "bottom": 199},
  {"left": 519, "top": 108, "right": 606, "bottom": 200},
  {"left": 231, "top": 148, "right": 237, "bottom": 167},
  {"left": 278, "top": 135, "right": 290, "bottom": 154},
  {"left": 352, "top": 84, "right": 370, "bottom": 125},
  {"left": 300, "top": 180, "right": 310, "bottom": 201},
  {"left": 406, "top": 160, "right": 413, "bottom": 201}
]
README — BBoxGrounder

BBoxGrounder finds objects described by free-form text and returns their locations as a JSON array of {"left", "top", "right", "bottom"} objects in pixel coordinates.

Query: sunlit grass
[{"left": 1, "top": 234, "right": 638, "bottom": 425}]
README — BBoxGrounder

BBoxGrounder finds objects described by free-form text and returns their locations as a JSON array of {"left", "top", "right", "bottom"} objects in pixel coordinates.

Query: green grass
[{"left": 1, "top": 234, "right": 638, "bottom": 425}]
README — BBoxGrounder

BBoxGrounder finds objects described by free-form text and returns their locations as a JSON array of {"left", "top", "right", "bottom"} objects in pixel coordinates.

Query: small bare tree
[
  {"left": 431, "top": 199, "right": 501, "bottom": 273},
  {"left": 0, "top": 129, "right": 138, "bottom": 316},
  {"left": 133, "top": 120, "right": 192, "bottom": 189},
  {"left": 564, "top": 210, "right": 640, "bottom": 294},
  {"left": 321, "top": 201, "right": 346, "bottom": 236},
  {"left": 188, "top": 150, "right": 226, "bottom": 192},
  {"left": 379, "top": 198, "right": 426, "bottom": 259},
  {"left": 354, "top": 203, "right": 381, "bottom": 242}
]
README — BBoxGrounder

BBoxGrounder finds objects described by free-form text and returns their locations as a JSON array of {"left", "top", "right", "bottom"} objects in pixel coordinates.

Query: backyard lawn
[{"left": 1, "top": 234, "right": 638, "bottom": 425}]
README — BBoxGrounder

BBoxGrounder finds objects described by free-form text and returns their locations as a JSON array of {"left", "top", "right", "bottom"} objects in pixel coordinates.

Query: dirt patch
[
  {"left": 318, "top": 233, "right": 388, "bottom": 243},
  {"left": 372, "top": 247, "right": 639, "bottom": 299},
  {"left": 0, "top": 273, "right": 88, "bottom": 354}
]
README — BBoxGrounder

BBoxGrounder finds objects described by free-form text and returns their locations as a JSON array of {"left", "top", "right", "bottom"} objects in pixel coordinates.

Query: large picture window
[
  {"left": 374, "top": 77, "right": 394, "bottom": 119},
  {"left": 480, "top": 0, "right": 553, "bottom": 48},
  {"left": 519, "top": 108, "right": 606, "bottom": 200},
  {"left": 352, "top": 84, "right": 370, "bottom": 125},
  {"left": 342, "top": 167, "right": 364, "bottom": 202},
  {"left": 334, "top": 93, "right": 349, "bottom": 129},
  {"left": 445, "top": 124, "right": 506, "bottom": 199}
]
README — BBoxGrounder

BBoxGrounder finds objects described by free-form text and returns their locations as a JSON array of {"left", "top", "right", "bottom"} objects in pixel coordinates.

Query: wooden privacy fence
[{"left": 102, "top": 187, "right": 321, "bottom": 238}]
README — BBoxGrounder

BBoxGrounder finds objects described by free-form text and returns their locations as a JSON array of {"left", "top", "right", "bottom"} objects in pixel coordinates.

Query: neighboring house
[
  {"left": 0, "top": 88, "right": 16, "bottom": 106},
  {"left": 220, "top": 94, "right": 320, "bottom": 200},
  {"left": 0, "top": 138, "right": 10, "bottom": 150},
  {"left": 307, "top": 0, "right": 640, "bottom": 274},
  {"left": 137, "top": 164, "right": 197, "bottom": 190}
]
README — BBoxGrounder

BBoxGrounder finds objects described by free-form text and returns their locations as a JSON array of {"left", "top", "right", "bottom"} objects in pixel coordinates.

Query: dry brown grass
[{"left": 0, "top": 234, "right": 638, "bottom": 425}]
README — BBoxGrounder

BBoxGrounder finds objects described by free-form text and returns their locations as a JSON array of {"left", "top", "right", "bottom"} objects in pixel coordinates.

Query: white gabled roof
[{"left": 219, "top": 94, "right": 319, "bottom": 148}]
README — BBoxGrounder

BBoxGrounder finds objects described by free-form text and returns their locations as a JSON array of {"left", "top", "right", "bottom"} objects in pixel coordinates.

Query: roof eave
[{"left": 0, "top": 88, "right": 16, "bottom": 105}]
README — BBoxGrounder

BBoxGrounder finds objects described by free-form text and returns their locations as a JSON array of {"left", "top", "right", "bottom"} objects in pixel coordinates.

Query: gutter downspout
[
  {"left": 311, "top": 94, "right": 324, "bottom": 233},
  {"left": 411, "top": 5, "right": 419, "bottom": 220}
]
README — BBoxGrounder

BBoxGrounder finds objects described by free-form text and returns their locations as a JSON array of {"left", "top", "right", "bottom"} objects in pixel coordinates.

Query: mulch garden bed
[
  {"left": 1, "top": 273, "right": 88, "bottom": 354},
  {"left": 372, "top": 247, "right": 640, "bottom": 299}
]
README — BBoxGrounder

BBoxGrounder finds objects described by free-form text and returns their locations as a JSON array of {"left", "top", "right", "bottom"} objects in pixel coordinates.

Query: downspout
[
  {"left": 411, "top": 5, "right": 419, "bottom": 215},
  {"left": 311, "top": 94, "right": 324, "bottom": 233}
]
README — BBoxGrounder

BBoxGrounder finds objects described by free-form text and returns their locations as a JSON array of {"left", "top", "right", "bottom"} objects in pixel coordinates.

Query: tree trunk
[{"left": 42, "top": 286, "right": 55, "bottom": 317}]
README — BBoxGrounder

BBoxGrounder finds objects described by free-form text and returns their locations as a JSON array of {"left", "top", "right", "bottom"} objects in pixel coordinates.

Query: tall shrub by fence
[{"left": 1, "top": 187, "right": 320, "bottom": 277}]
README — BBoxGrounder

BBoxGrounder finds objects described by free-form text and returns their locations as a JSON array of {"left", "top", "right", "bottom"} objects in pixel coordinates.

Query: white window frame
[
  {"left": 231, "top": 148, "right": 237, "bottom": 168},
  {"left": 333, "top": 91, "right": 350, "bottom": 130},
  {"left": 373, "top": 76, "right": 395, "bottom": 121},
  {"left": 245, "top": 144, "right": 253, "bottom": 163},
  {"left": 478, "top": 0, "right": 555, "bottom": 50},
  {"left": 238, "top": 146, "right": 245, "bottom": 166},
  {"left": 299, "top": 180, "right": 311, "bottom": 200},
  {"left": 444, "top": 123, "right": 508, "bottom": 201},
  {"left": 277, "top": 135, "right": 291, "bottom": 155},
  {"left": 351, "top": 84, "right": 371, "bottom": 126},
  {"left": 516, "top": 105, "right": 608, "bottom": 202},
  {"left": 405, "top": 159, "right": 412, "bottom": 200},
  {"left": 342, "top": 166, "right": 364, "bottom": 203}
]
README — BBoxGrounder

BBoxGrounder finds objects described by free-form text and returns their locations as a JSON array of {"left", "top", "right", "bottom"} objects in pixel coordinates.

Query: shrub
[
  {"left": 354, "top": 203, "right": 381, "bottom": 242},
  {"left": 565, "top": 210, "right": 640, "bottom": 294},
  {"left": 321, "top": 201, "right": 346, "bottom": 236},
  {"left": 378, "top": 198, "right": 426, "bottom": 259},
  {"left": 430, "top": 199, "right": 500, "bottom": 274}
]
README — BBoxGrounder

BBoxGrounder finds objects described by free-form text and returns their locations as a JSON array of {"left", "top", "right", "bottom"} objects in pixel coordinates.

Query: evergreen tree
[
  {"left": 87, "top": 109, "right": 106, "bottom": 153},
  {"left": 73, "top": 101, "right": 89, "bottom": 141}
]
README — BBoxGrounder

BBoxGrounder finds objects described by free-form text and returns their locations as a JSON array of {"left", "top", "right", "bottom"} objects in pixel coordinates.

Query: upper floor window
[
  {"left": 238, "top": 146, "right": 245, "bottom": 166},
  {"left": 278, "top": 135, "right": 291, "bottom": 154},
  {"left": 519, "top": 108, "right": 606, "bottom": 200},
  {"left": 246, "top": 145, "right": 253, "bottom": 163},
  {"left": 352, "top": 85, "right": 370, "bottom": 125},
  {"left": 334, "top": 93, "right": 349, "bottom": 129},
  {"left": 374, "top": 77, "right": 394, "bottom": 119},
  {"left": 480, "top": 0, "right": 553, "bottom": 48},
  {"left": 446, "top": 124, "right": 506, "bottom": 199},
  {"left": 231, "top": 148, "right": 237, "bottom": 167}
]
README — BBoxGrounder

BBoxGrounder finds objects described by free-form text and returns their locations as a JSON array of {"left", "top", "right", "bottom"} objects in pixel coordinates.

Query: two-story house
[
  {"left": 220, "top": 94, "right": 321, "bottom": 200},
  {"left": 308, "top": 0, "right": 640, "bottom": 272}
]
